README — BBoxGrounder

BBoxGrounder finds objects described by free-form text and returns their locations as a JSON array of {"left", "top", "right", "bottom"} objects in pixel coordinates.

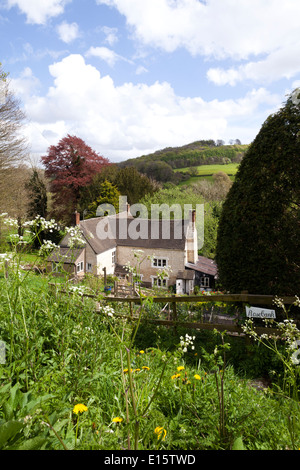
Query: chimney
[
  {"left": 187, "top": 209, "right": 198, "bottom": 264},
  {"left": 189, "top": 209, "right": 196, "bottom": 227},
  {"left": 75, "top": 210, "right": 80, "bottom": 226}
]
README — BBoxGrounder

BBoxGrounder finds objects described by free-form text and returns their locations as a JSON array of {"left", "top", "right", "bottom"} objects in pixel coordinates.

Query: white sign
[{"left": 246, "top": 306, "right": 276, "bottom": 319}]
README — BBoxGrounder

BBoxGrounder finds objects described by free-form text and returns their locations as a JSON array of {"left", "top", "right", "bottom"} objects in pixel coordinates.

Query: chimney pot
[{"left": 75, "top": 210, "right": 80, "bottom": 225}]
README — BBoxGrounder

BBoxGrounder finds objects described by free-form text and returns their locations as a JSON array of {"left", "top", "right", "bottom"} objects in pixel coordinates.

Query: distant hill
[{"left": 118, "top": 140, "right": 249, "bottom": 184}]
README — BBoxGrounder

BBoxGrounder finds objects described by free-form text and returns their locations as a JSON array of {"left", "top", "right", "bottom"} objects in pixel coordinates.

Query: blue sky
[{"left": 1, "top": 0, "right": 300, "bottom": 162}]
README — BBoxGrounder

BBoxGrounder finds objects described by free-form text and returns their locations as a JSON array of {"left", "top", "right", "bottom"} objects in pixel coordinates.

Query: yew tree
[
  {"left": 216, "top": 90, "right": 300, "bottom": 295},
  {"left": 41, "top": 135, "right": 110, "bottom": 224}
]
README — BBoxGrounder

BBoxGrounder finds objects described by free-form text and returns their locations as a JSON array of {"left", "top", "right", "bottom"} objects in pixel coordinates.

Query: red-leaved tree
[{"left": 41, "top": 135, "right": 110, "bottom": 224}]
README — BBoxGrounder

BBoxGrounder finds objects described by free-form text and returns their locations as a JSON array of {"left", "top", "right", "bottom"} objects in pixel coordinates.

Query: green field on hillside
[
  {"left": 176, "top": 163, "right": 239, "bottom": 185},
  {"left": 175, "top": 163, "right": 239, "bottom": 175}
]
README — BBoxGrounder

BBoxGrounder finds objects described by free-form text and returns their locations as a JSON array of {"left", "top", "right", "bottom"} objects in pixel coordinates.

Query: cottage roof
[
  {"left": 47, "top": 247, "right": 84, "bottom": 264},
  {"left": 177, "top": 270, "right": 195, "bottom": 280},
  {"left": 186, "top": 256, "right": 218, "bottom": 277},
  {"left": 49, "top": 213, "right": 192, "bottom": 264},
  {"left": 115, "top": 218, "right": 188, "bottom": 250},
  {"left": 78, "top": 216, "right": 189, "bottom": 253}
]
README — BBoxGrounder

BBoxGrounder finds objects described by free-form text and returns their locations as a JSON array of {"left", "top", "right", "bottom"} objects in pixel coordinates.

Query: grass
[
  {"left": 175, "top": 163, "right": 239, "bottom": 176},
  {"left": 0, "top": 224, "right": 300, "bottom": 451},
  {"left": 175, "top": 163, "right": 239, "bottom": 186},
  {"left": 0, "top": 257, "right": 300, "bottom": 450}
]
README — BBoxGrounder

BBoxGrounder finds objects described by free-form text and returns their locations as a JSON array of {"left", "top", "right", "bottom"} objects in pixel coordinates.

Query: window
[
  {"left": 152, "top": 257, "right": 168, "bottom": 268},
  {"left": 86, "top": 262, "right": 92, "bottom": 272},
  {"left": 200, "top": 276, "right": 210, "bottom": 288},
  {"left": 151, "top": 276, "right": 168, "bottom": 288},
  {"left": 52, "top": 262, "right": 59, "bottom": 273},
  {"left": 112, "top": 250, "right": 116, "bottom": 264},
  {"left": 76, "top": 261, "right": 84, "bottom": 273}
]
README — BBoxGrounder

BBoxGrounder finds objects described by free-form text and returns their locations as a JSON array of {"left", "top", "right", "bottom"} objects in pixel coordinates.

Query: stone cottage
[{"left": 48, "top": 205, "right": 216, "bottom": 293}]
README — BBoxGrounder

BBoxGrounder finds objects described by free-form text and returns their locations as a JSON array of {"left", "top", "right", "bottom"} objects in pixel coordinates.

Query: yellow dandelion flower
[
  {"left": 194, "top": 374, "right": 201, "bottom": 380},
  {"left": 73, "top": 403, "right": 88, "bottom": 414},
  {"left": 171, "top": 373, "right": 181, "bottom": 379},
  {"left": 154, "top": 426, "right": 167, "bottom": 441},
  {"left": 139, "top": 350, "right": 145, "bottom": 354},
  {"left": 177, "top": 366, "right": 185, "bottom": 371},
  {"left": 142, "top": 366, "right": 150, "bottom": 370},
  {"left": 112, "top": 417, "right": 123, "bottom": 423}
]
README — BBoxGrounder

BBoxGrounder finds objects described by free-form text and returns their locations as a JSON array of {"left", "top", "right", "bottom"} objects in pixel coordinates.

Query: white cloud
[
  {"left": 85, "top": 46, "right": 132, "bottom": 67},
  {"left": 101, "top": 26, "right": 119, "bottom": 46},
  {"left": 136, "top": 65, "right": 148, "bottom": 75},
  {"left": 207, "top": 43, "right": 300, "bottom": 86},
  {"left": 97, "top": 0, "right": 300, "bottom": 85},
  {"left": 96, "top": 0, "right": 300, "bottom": 57},
  {"left": 57, "top": 21, "right": 80, "bottom": 43},
  {"left": 10, "top": 66, "right": 41, "bottom": 98},
  {"left": 5, "top": 0, "right": 70, "bottom": 24},
  {"left": 17, "top": 54, "right": 281, "bottom": 161}
]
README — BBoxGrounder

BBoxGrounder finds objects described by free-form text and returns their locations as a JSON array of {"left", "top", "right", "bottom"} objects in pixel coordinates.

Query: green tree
[
  {"left": 216, "top": 90, "right": 300, "bottom": 295},
  {"left": 115, "top": 166, "right": 157, "bottom": 205},
  {"left": 25, "top": 168, "right": 48, "bottom": 219},
  {"left": 85, "top": 180, "right": 121, "bottom": 218}
]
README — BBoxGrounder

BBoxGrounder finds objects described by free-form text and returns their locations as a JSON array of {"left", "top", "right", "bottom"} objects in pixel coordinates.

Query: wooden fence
[
  {"left": 102, "top": 293, "right": 297, "bottom": 336},
  {"left": 49, "top": 282, "right": 297, "bottom": 337}
]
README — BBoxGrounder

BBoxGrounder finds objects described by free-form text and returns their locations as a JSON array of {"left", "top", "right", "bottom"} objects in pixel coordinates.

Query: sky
[{"left": 1, "top": 0, "right": 300, "bottom": 163}]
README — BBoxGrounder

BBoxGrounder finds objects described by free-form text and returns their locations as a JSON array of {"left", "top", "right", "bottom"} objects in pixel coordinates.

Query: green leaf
[
  {"left": 16, "top": 436, "right": 47, "bottom": 450},
  {"left": 0, "top": 420, "right": 24, "bottom": 449},
  {"left": 232, "top": 436, "right": 245, "bottom": 450}
]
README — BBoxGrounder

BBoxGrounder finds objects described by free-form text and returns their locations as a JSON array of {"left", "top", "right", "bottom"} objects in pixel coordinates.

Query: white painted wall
[{"left": 96, "top": 248, "right": 116, "bottom": 276}]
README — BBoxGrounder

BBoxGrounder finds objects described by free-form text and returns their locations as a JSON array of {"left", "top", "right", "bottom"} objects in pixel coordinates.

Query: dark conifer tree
[
  {"left": 26, "top": 169, "right": 48, "bottom": 219},
  {"left": 216, "top": 90, "right": 300, "bottom": 295}
]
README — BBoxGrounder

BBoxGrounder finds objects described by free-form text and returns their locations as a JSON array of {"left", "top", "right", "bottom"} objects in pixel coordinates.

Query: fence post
[{"left": 171, "top": 295, "right": 177, "bottom": 335}]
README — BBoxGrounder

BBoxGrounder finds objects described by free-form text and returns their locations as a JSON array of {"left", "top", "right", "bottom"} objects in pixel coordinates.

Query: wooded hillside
[{"left": 118, "top": 140, "right": 248, "bottom": 184}]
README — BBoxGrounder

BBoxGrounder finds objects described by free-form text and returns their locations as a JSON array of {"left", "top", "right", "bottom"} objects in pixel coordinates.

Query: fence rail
[
  {"left": 49, "top": 282, "right": 298, "bottom": 336},
  {"left": 104, "top": 293, "right": 296, "bottom": 305}
]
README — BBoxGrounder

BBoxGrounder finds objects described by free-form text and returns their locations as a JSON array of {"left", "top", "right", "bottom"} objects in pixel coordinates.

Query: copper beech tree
[{"left": 41, "top": 134, "right": 110, "bottom": 224}]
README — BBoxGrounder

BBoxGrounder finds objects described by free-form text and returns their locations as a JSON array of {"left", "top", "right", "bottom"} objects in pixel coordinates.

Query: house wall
[
  {"left": 75, "top": 249, "right": 86, "bottom": 278},
  {"left": 96, "top": 247, "right": 117, "bottom": 276},
  {"left": 116, "top": 246, "right": 186, "bottom": 287},
  {"left": 85, "top": 242, "right": 98, "bottom": 275},
  {"left": 47, "top": 261, "right": 75, "bottom": 276}
]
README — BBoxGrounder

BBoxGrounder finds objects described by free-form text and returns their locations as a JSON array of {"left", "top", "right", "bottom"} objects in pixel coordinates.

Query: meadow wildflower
[
  {"left": 171, "top": 373, "right": 181, "bottom": 379},
  {"left": 73, "top": 404, "right": 88, "bottom": 414},
  {"left": 154, "top": 426, "right": 167, "bottom": 441},
  {"left": 194, "top": 374, "right": 201, "bottom": 380},
  {"left": 112, "top": 417, "right": 123, "bottom": 423}
]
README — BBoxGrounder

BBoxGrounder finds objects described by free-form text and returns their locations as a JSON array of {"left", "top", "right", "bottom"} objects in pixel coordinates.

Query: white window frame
[
  {"left": 112, "top": 250, "right": 116, "bottom": 264},
  {"left": 151, "top": 257, "right": 168, "bottom": 268},
  {"left": 200, "top": 276, "right": 210, "bottom": 288},
  {"left": 151, "top": 276, "right": 168, "bottom": 288},
  {"left": 76, "top": 261, "right": 84, "bottom": 273}
]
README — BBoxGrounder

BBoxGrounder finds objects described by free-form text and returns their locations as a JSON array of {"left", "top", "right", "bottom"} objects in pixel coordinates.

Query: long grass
[
  {"left": 0, "top": 263, "right": 300, "bottom": 450},
  {"left": 0, "top": 222, "right": 299, "bottom": 451}
]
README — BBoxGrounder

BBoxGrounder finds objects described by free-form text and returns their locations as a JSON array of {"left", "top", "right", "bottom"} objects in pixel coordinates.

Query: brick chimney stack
[{"left": 75, "top": 210, "right": 80, "bottom": 226}]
